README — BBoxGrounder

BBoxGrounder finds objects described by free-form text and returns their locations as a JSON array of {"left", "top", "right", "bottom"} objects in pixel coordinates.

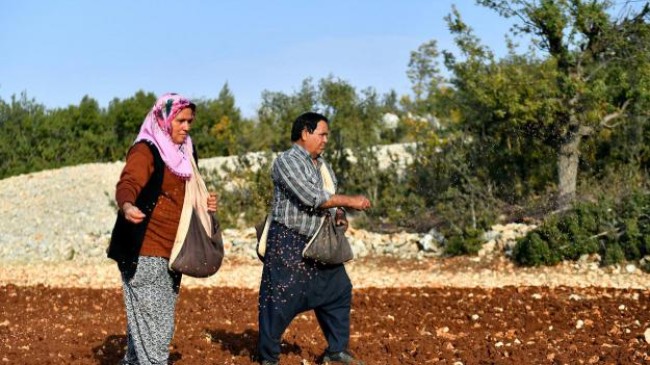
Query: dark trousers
[{"left": 258, "top": 221, "right": 352, "bottom": 362}]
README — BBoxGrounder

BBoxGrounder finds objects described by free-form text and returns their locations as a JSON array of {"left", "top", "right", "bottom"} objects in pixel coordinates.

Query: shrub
[
  {"left": 617, "top": 193, "right": 650, "bottom": 262},
  {"left": 513, "top": 190, "right": 650, "bottom": 267},
  {"left": 336, "top": 145, "right": 434, "bottom": 232},
  {"left": 512, "top": 232, "right": 560, "bottom": 266},
  {"left": 602, "top": 242, "right": 625, "bottom": 266},
  {"left": 444, "top": 228, "right": 484, "bottom": 256},
  {"left": 203, "top": 153, "right": 274, "bottom": 228}
]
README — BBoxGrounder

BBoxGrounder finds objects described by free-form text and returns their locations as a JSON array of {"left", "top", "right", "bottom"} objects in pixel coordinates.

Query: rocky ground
[
  {"left": 2, "top": 158, "right": 650, "bottom": 364},
  {"left": 1, "top": 157, "right": 648, "bottom": 290}
]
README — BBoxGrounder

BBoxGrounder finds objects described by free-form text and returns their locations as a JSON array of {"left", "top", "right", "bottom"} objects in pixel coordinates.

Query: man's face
[
  {"left": 303, "top": 120, "right": 329, "bottom": 158},
  {"left": 170, "top": 107, "right": 194, "bottom": 144}
]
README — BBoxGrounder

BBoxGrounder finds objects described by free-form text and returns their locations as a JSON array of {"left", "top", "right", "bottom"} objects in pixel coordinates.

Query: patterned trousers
[{"left": 119, "top": 256, "right": 182, "bottom": 365}]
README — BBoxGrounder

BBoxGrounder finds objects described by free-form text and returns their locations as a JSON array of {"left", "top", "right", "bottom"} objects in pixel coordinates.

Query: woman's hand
[
  {"left": 122, "top": 202, "right": 146, "bottom": 224},
  {"left": 207, "top": 192, "right": 218, "bottom": 213}
]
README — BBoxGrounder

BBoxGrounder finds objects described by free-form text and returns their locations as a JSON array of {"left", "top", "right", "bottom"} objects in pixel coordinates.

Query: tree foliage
[
  {"left": 474, "top": 0, "right": 650, "bottom": 208},
  {"left": 2, "top": 1, "right": 650, "bottom": 268}
]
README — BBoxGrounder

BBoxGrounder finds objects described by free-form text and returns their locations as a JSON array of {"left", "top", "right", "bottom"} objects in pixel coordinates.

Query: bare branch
[
  {"left": 583, "top": 61, "right": 609, "bottom": 82},
  {"left": 589, "top": 230, "right": 614, "bottom": 240},
  {"left": 601, "top": 99, "right": 632, "bottom": 129},
  {"left": 578, "top": 125, "right": 594, "bottom": 137},
  {"left": 631, "top": 3, "right": 650, "bottom": 23}
]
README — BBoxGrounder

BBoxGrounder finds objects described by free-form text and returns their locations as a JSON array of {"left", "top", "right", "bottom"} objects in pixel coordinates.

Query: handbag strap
[
  {"left": 170, "top": 159, "right": 212, "bottom": 266},
  {"left": 320, "top": 163, "right": 338, "bottom": 220},
  {"left": 304, "top": 162, "right": 337, "bottom": 247},
  {"left": 320, "top": 163, "right": 335, "bottom": 195}
]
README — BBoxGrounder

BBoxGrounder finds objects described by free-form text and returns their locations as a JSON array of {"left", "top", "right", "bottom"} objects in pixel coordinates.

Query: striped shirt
[{"left": 271, "top": 144, "right": 337, "bottom": 237}]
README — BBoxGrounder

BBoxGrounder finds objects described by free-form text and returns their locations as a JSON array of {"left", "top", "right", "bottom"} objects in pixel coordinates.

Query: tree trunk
[{"left": 556, "top": 131, "right": 581, "bottom": 211}]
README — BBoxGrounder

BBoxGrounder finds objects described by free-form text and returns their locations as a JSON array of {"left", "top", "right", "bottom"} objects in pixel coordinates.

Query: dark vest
[{"left": 106, "top": 141, "right": 198, "bottom": 269}]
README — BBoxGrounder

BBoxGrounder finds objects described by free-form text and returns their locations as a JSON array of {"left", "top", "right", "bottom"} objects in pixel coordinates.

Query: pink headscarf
[{"left": 135, "top": 93, "right": 195, "bottom": 180}]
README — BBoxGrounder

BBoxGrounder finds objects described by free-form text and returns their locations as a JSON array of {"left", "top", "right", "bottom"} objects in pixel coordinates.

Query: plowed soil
[{"left": 2, "top": 283, "right": 650, "bottom": 364}]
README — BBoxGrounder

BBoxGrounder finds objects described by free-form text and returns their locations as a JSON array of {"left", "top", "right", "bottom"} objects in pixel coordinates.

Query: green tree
[
  {"left": 473, "top": 0, "right": 650, "bottom": 209},
  {"left": 193, "top": 83, "right": 252, "bottom": 157},
  {"left": 0, "top": 93, "right": 48, "bottom": 177},
  {"left": 105, "top": 90, "right": 157, "bottom": 158},
  {"left": 255, "top": 79, "right": 319, "bottom": 152},
  {"left": 406, "top": 40, "right": 443, "bottom": 117},
  {"left": 63, "top": 95, "right": 114, "bottom": 162}
]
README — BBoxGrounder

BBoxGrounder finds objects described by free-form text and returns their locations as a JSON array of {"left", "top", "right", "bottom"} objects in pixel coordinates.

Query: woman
[{"left": 107, "top": 92, "right": 217, "bottom": 365}]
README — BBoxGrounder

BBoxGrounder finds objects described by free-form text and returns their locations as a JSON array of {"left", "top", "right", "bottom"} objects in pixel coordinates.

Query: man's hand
[
  {"left": 348, "top": 195, "right": 371, "bottom": 211},
  {"left": 335, "top": 208, "right": 349, "bottom": 231},
  {"left": 320, "top": 194, "right": 372, "bottom": 211},
  {"left": 122, "top": 202, "right": 146, "bottom": 224}
]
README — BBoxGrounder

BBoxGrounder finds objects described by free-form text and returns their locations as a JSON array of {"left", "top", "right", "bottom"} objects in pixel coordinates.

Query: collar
[{"left": 291, "top": 143, "right": 323, "bottom": 167}]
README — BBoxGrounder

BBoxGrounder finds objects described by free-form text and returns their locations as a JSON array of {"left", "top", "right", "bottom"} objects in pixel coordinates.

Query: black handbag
[{"left": 302, "top": 213, "right": 354, "bottom": 265}]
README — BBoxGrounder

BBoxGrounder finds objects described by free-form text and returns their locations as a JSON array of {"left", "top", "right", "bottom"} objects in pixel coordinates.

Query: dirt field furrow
[{"left": 2, "top": 285, "right": 650, "bottom": 364}]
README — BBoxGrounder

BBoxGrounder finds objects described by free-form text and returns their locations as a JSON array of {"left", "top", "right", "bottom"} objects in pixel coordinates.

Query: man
[{"left": 258, "top": 112, "right": 370, "bottom": 365}]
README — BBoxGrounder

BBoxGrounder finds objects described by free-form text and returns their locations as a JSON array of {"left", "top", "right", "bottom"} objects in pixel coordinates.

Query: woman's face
[{"left": 170, "top": 107, "right": 194, "bottom": 144}]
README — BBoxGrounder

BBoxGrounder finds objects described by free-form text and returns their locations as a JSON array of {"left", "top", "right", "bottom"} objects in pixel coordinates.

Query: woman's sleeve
[{"left": 115, "top": 143, "right": 155, "bottom": 208}]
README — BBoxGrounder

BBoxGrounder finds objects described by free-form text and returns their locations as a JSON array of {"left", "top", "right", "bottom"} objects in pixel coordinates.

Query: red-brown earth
[{"left": 2, "top": 271, "right": 650, "bottom": 364}]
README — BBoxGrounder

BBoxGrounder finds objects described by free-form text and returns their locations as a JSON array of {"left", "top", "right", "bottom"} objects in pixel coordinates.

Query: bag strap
[
  {"left": 304, "top": 162, "right": 336, "bottom": 247},
  {"left": 320, "top": 163, "right": 335, "bottom": 194},
  {"left": 169, "top": 158, "right": 212, "bottom": 267},
  {"left": 257, "top": 215, "right": 272, "bottom": 258},
  {"left": 260, "top": 161, "right": 336, "bottom": 258}
]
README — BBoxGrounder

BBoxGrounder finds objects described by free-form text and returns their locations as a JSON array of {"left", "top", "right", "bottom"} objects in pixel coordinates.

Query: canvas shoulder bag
[
  {"left": 169, "top": 158, "right": 225, "bottom": 277},
  {"left": 302, "top": 163, "right": 354, "bottom": 265},
  {"left": 255, "top": 214, "right": 271, "bottom": 262}
]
